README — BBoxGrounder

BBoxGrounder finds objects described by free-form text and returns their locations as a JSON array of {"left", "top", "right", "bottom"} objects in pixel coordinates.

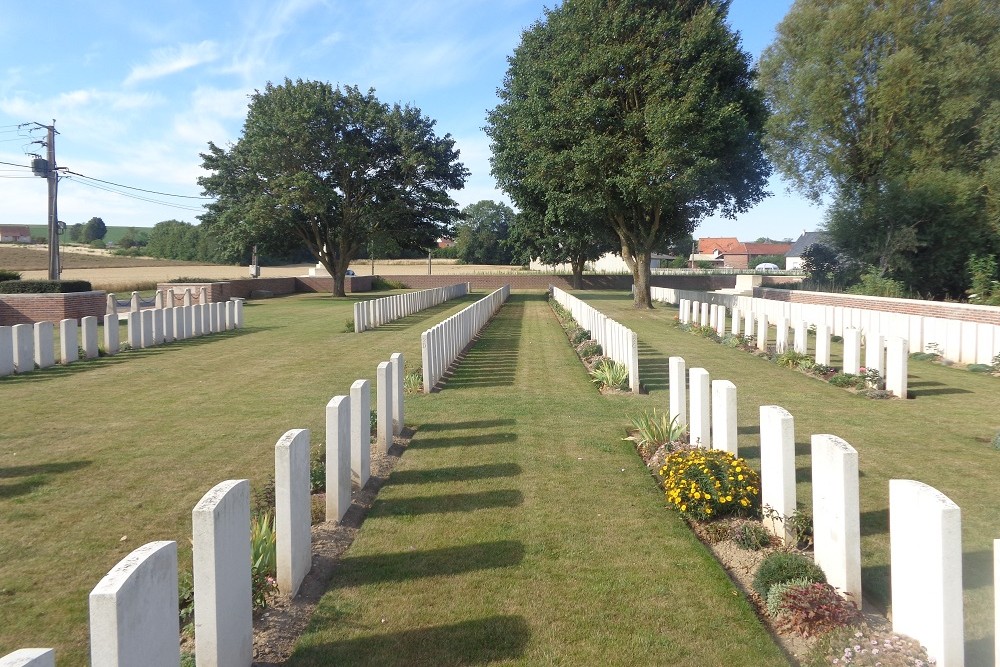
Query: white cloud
[{"left": 124, "top": 41, "right": 220, "bottom": 85}]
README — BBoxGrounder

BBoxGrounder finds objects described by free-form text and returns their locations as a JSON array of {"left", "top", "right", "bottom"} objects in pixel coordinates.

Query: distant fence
[
  {"left": 354, "top": 283, "right": 469, "bottom": 332},
  {"left": 421, "top": 285, "right": 510, "bottom": 393},
  {"left": 550, "top": 286, "right": 639, "bottom": 393}
]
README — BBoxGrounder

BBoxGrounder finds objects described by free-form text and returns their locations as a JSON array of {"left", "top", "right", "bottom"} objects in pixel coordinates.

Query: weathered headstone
[
  {"left": 326, "top": 395, "right": 352, "bottom": 523},
  {"left": 711, "top": 380, "right": 737, "bottom": 455},
  {"left": 759, "top": 406, "right": 796, "bottom": 544},
  {"left": 812, "top": 434, "right": 861, "bottom": 604},
  {"left": 275, "top": 429, "right": 311, "bottom": 597},
  {"left": 668, "top": 357, "right": 687, "bottom": 428},
  {"left": 89, "top": 541, "right": 179, "bottom": 667},
  {"left": 33, "top": 321, "right": 54, "bottom": 369},
  {"left": 351, "top": 379, "right": 371, "bottom": 489},
  {"left": 688, "top": 368, "right": 711, "bottom": 448},
  {"left": 775, "top": 316, "right": 789, "bottom": 354},
  {"left": 192, "top": 479, "right": 252, "bottom": 667},
  {"left": 890, "top": 479, "right": 963, "bottom": 667}
]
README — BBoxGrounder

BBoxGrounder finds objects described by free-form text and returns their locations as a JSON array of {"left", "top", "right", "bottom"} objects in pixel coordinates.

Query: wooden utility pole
[{"left": 45, "top": 122, "right": 59, "bottom": 280}]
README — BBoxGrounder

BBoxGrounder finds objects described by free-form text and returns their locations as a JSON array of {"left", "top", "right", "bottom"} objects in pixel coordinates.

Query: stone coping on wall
[{"left": 755, "top": 287, "right": 1000, "bottom": 326}]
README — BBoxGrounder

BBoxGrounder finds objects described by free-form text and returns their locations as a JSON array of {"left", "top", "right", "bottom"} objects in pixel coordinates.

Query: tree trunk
[
  {"left": 632, "top": 249, "right": 653, "bottom": 309},
  {"left": 571, "top": 255, "right": 585, "bottom": 289}
]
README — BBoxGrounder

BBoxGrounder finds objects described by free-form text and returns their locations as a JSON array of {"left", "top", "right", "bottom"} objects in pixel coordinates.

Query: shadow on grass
[
  {"left": 860, "top": 508, "right": 888, "bottom": 537},
  {"left": 375, "top": 490, "right": 523, "bottom": 517},
  {"left": 444, "top": 299, "right": 524, "bottom": 390},
  {"left": 389, "top": 463, "right": 522, "bottom": 485},
  {"left": 908, "top": 386, "right": 973, "bottom": 397},
  {"left": 637, "top": 342, "right": 670, "bottom": 392},
  {"left": 289, "top": 615, "right": 530, "bottom": 666},
  {"left": 414, "top": 432, "right": 518, "bottom": 449},
  {"left": 0, "top": 459, "right": 92, "bottom": 499},
  {"left": 335, "top": 540, "right": 525, "bottom": 587},
  {"left": 418, "top": 419, "right": 516, "bottom": 432}
]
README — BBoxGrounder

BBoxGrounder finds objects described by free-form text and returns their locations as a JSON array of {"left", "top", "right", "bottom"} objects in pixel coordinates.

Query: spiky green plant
[{"left": 590, "top": 359, "right": 629, "bottom": 391}]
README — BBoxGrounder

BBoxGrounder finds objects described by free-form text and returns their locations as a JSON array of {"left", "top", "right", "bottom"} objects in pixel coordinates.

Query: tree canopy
[
  {"left": 453, "top": 200, "right": 517, "bottom": 265},
  {"left": 83, "top": 217, "right": 106, "bottom": 242},
  {"left": 760, "top": 0, "right": 1000, "bottom": 298},
  {"left": 198, "top": 79, "right": 468, "bottom": 295},
  {"left": 486, "top": 0, "right": 770, "bottom": 307}
]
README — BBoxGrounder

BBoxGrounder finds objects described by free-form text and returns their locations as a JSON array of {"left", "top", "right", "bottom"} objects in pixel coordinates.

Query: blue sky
[{"left": 0, "top": 0, "right": 823, "bottom": 243}]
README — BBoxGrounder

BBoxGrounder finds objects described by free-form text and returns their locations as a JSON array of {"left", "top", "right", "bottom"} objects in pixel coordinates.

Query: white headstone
[
  {"left": 688, "top": 368, "right": 711, "bottom": 448},
  {"left": 12, "top": 324, "right": 33, "bottom": 373},
  {"left": 326, "top": 395, "right": 352, "bottom": 523},
  {"left": 864, "top": 333, "right": 885, "bottom": 376},
  {"left": 376, "top": 362, "right": 393, "bottom": 455},
  {"left": 351, "top": 379, "right": 371, "bottom": 489},
  {"left": 715, "top": 305, "right": 726, "bottom": 336},
  {"left": 0, "top": 649, "right": 55, "bottom": 667},
  {"left": 275, "top": 429, "right": 311, "bottom": 597},
  {"left": 890, "top": 480, "right": 963, "bottom": 667},
  {"left": 103, "top": 315, "right": 119, "bottom": 356},
  {"left": 731, "top": 306, "right": 741, "bottom": 336},
  {"left": 89, "top": 541, "right": 180, "bottom": 667},
  {"left": 59, "top": 319, "right": 78, "bottom": 364},
  {"left": 793, "top": 320, "right": 808, "bottom": 354},
  {"left": 0, "top": 327, "right": 13, "bottom": 376},
  {"left": 759, "top": 406, "right": 796, "bottom": 544},
  {"left": 815, "top": 324, "right": 831, "bottom": 365},
  {"left": 711, "top": 380, "right": 737, "bottom": 455},
  {"left": 192, "top": 479, "right": 252, "bottom": 667},
  {"left": 842, "top": 327, "right": 861, "bottom": 375},
  {"left": 81, "top": 316, "right": 99, "bottom": 359},
  {"left": 709, "top": 304, "right": 718, "bottom": 329},
  {"left": 151, "top": 309, "right": 163, "bottom": 346},
  {"left": 184, "top": 305, "right": 194, "bottom": 338},
  {"left": 162, "top": 309, "right": 173, "bottom": 344},
  {"left": 233, "top": 298, "right": 245, "bottom": 329},
  {"left": 756, "top": 313, "right": 768, "bottom": 351},
  {"left": 995, "top": 539, "right": 1000, "bottom": 667},
  {"left": 668, "top": 357, "right": 687, "bottom": 428},
  {"left": 885, "top": 337, "right": 908, "bottom": 399},
  {"left": 700, "top": 302, "right": 709, "bottom": 327},
  {"left": 420, "top": 332, "right": 433, "bottom": 395},
  {"left": 811, "top": 434, "right": 861, "bottom": 605},
  {"left": 192, "top": 305, "right": 203, "bottom": 337},
  {"left": 140, "top": 309, "right": 154, "bottom": 348},
  {"left": 774, "top": 316, "right": 788, "bottom": 354},
  {"left": 33, "top": 321, "right": 54, "bottom": 369},
  {"left": 390, "top": 352, "right": 404, "bottom": 435}
]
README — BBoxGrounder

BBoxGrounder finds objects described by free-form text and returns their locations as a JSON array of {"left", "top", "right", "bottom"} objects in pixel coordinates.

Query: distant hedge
[
  {"left": 0, "top": 279, "right": 93, "bottom": 294},
  {"left": 0, "top": 269, "right": 21, "bottom": 281}
]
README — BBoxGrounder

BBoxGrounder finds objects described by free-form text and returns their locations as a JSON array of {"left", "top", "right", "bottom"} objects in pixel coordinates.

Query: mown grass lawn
[
  {"left": 578, "top": 290, "right": 1000, "bottom": 665},
  {"left": 287, "top": 293, "right": 787, "bottom": 666}
]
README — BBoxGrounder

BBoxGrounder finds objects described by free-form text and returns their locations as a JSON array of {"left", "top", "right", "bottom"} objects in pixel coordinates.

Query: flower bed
[{"left": 548, "top": 294, "right": 629, "bottom": 392}]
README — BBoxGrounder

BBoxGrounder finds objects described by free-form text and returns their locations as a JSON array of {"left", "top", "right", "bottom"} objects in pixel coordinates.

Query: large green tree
[
  {"left": 454, "top": 200, "right": 517, "bottom": 265},
  {"left": 487, "top": 0, "right": 770, "bottom": 307},
  {"left": 198, "top": 79, "right": 467, "bottom": 296},
  {"left": 760, "top": 0, "right": 1000, "bottom": 298},
  {"left": 82, "top": 217, "right": 106, "bottom": 242}
]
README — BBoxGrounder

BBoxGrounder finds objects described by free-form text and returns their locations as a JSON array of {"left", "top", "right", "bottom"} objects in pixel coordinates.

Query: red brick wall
[
  {"left": 755, "top": 287, "right": 1000, "bottom": 325},
  {"left": 295, "top": 276, "right": 373, "bottom": 293},
  {"left": 0, "top": 291, "right": 107, "bottom": 325}
]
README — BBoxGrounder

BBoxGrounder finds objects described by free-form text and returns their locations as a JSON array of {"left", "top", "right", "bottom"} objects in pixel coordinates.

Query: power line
[
  {"left": 62, "top": 169, "right": 214, "bottom": 200},
  {"left": 0, "top": 159, "right": 31, "bottom": 169},
  {"left": 63, "top": 174, "right": 206, "bottom": 212}
]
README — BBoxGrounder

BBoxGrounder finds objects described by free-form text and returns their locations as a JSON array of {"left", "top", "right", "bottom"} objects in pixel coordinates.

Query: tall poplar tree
[{"left": 487, "top": 0, "right": 770, "bottom": 307}]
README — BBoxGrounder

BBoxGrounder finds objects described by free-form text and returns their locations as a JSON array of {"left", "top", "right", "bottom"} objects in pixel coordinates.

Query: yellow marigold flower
[
  {"left": 737, "top": 475, "right": 744, "bottom": 481},
  {"left": 681, "top": 504, "right": 687, "bottom": 511},
  {"left": 726, "top": 495, "right": 733, "bottom": 502},
  {"left": 705, "top": 508, "right": 712, "bottom": 515}
]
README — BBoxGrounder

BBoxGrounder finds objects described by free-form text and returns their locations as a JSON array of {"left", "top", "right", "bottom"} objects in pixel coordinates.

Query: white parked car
[{"left": 755, "top": 263, "right": 779, "bottom": 272}]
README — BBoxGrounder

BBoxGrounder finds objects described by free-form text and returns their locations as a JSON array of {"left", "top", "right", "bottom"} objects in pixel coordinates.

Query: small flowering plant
[
  {"left": 660, "top": 447, "right": 760, "bottom": 521},
  {"left": 818, "top": 626, "right": 935, "bottom": 666}
]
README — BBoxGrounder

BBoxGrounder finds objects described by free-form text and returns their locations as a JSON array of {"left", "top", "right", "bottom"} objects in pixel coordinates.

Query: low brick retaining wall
[{"left": 0, "top": 290, "right": 107, "bottom": 326}]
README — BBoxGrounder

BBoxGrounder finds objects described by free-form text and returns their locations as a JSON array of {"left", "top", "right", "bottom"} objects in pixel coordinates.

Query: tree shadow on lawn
[
  {"left": 418, "top": 419, "right": 516, "bottom": 432},
  {"left": 412, "top": 432, "right": 518, "bottom": 449},
  {"left": 637, "top": 341, "right": 669, "bottom": 392},
  {"left": 374, "top": 489, "right": 524, "bottom": 517},
  {"left": 0, "top": 459, "right": 92, "bottom": 500},
  {"left": 333, "top": 540, "right": 525, "bottom": 588},
  {"left": 389, "top": 462, "right": 522, "bottom": 485},
  {"left": 288, "top": 615, "right": 530, "bottom": 666}
]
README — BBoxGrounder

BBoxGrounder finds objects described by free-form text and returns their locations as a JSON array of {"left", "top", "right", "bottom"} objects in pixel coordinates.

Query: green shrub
[
  {"left": 371, "top": 276, "right": 406, "bottom": 290},
  {"left": 828, "top": 372, "right": 865, "bottom": 389},
  {"left": 968, "top": 363, "right": 993, "bottom": 373},
  {"left": 89, "top": 239, "right": 106, "bottom": 249},
  {"left": 404, "top": 370, "right": 423, "bottom": 395},
  {"left": 733, "top": 521, "right": 772, "bottom": 551},
  {"left": 178, "top": 570, "right": 195, "bottom": 630},
  {"left": 0, "top": 279, "right": 92, "bottom": 293},
  {"left": 250, "top": 512, "right": 277, "bottom": 609},
  {"left": 847, "top": 269, "right": 907, "bottom": 298},
  {"left": 310, "top": 447, "right": 325, "bottom": 494},
  {"left": 344, "top": 317, "right": 355, "bottom": 333},
  {"left": 775, "top": 350, "right": 808, "bottom": 368},
  {"left": 625, "top": 409, "right": 686, "bottom": 460},
  {"left": 570, "top": 328, "right": 591, "bottom": 345},
  {"left": 772, "top": 582, "right": 862, "bottom": 637},
  {"left": 576, "top": 340, "right": 602, "bottom": 359},
  {"left": 909, "top": 351, "right": 938, "bottom": 361},
  {"left": 765, "top": 577, "right": 815, "bottom": 617},
  {"left": 661, "top": 448, "right": 760, "bottom": 521},
  {"left": 590, "top": 359, "right": 629, "bottom": 391},
  {"left": 752, "top": 551, "right": 826, "bottom": 599},
  {"left": 0, "top": 269, "right": 21, "bottom": 281},
  {"left": 860, "top": 388, "right": 894, "bottom": 400}
]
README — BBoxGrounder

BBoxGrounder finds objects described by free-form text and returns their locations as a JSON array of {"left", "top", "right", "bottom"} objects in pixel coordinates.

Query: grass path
[
  {"left": 579, "top": 290, "right": 1000, "bottom": 664},
  {"left": 288, "top": 293, "right": 787, "bottom": 665}
]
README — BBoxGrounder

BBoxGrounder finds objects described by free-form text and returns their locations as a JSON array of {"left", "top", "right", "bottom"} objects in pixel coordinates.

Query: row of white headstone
[
  {"left": 665, "top": 352, "right": 973, "bottom": 667},
  {"left": 354, "top": 283, "right": 469, "bottom": 332},
  {"left": 550, "top": 285, "right": 640, "bottom": 393},
  {"left": 0, "top": 353, "right": 406, "bottom": 667},
  {"left": 654, "top": 285, "right": 1000, "bottom": 367},
  {"left": 421, "top": 285, "right": 510, "bottom": 393},
  {"left": 107, "top": 286, "right": 210, "bottom": 315},
  {"left": 674, "top": 297, "right": 910, "bottom": 398},
  {"left": 123, "top": 299, "right": 245, "bottom": 351}
]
